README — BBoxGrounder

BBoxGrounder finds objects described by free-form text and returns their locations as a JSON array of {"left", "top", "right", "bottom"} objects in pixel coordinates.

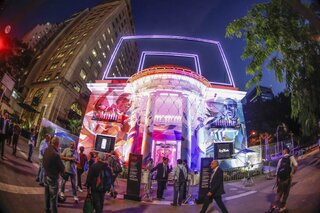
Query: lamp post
[{"left": 276, "top": 123, "right": 287, "bottom": 154}]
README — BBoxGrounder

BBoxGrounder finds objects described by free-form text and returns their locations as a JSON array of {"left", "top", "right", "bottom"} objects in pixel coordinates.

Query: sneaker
[
  {"left": 74, "top": 196, "right": 79, "bottom": 203},
  {"left": 170, "top": 203, "right": 177, "bottom": 206},
  {"left": 265, "top": 207, "right": 275, "bottom": 213},
  {"left": 279, "top": 207, "right": 287, "bottom": 212},
  {"left": 77, "top": 186, "right": 83, "bottom": 192},
  {"left": 60, "top": 192, "right": 65, "bottom": 197}
]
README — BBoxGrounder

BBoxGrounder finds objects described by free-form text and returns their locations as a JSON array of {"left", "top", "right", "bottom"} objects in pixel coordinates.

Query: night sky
[{"left": 0, "top": 0, "right": 285, "bottom": 94}]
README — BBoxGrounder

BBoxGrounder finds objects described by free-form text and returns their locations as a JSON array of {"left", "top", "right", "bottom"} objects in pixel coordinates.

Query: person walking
[
  {"left": 36, "top": 134, "right": 51, "bottom": 186},
  {"left": 151, "top": 157, "right": 172, "bottom": 200},
  {"left": 0, "top": 112, "right": 10, "bottom": 160},
  {"left": 182, "top": 159, "right": 189, "bottom": 201},
  {"left": 86, "top": 152, "right": 112, "bottom": 213},
  {"left": 200, "top": 160, "right": 228, "bottom": 213},
  {"left": 27, "top": 129, "right": 36, "bottom": 162},
  {"left": 6, "top": 119, "right": 13, "bottom": 146},
  {"left": 108, "top": 151, "right": 122, "bottom": 198},
  {"left": 11, "top": 122, "right": 21, "bottom": 156},
  {"left": 171, "top": 159, "right": 187, "bottom": 206},
  {"left": 76, "top": 146, "right": 88, "bottom": 192},
  {"left": 43, "top": 137, "right": 65, "bottom": 213},
  {"left": 266, "top": 147, "right": 298, "bottom": 213},
  {"left": 144, "top": 158, "right": 154, "bottom": 201},
  {"left": 60, "top": 141, "right": 79, "bottom": 203}
]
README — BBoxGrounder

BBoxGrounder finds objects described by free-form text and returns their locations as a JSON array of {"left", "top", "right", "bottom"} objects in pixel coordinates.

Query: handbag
[{"left": 83, "top": 193, "right": 94, "bottom": 213}]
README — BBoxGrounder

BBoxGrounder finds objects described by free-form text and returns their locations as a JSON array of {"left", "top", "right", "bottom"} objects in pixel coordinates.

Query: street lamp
[{"left": 276, "top": 123, "right": 287, "bottom": 154}]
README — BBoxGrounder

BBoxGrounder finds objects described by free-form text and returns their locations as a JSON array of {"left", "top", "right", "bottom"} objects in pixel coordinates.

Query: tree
[
  {"left": 226, "top": 0, "right": 320, "bottom": 136},
  {"left": 0, "top": 35, "right": 33, "bottom": 90},
  {"left": 67, "top": 118, "right": 82, "bottom": 135}
]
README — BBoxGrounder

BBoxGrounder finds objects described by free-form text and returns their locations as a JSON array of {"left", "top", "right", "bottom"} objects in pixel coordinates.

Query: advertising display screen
[
  {"left": 94, "top": 134, "right": 115, "bottom": 153},
  {"left": 214, "top": 143, "right": 233, "bottom": 159}
]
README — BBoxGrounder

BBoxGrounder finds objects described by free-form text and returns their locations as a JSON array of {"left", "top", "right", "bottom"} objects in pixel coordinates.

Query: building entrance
[{"left": 152, "top": 140, "right": 180, "bottom": 167}]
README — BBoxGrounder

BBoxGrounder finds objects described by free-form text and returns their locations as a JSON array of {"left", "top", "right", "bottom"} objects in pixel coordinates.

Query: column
[
  {"left": 181, "top": 94, "right": 192, "bottom": 166},
  {"left": 141, "top": 92, "right": 156, "bottom": 164}
]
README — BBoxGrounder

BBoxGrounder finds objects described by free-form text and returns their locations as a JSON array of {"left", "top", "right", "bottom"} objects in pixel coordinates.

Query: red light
[{"left": 0, "top": 37, "right": 5, "bottom": 50}]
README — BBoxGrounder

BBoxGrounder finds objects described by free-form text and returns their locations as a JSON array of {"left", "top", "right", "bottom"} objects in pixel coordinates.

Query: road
[{"left": 0, "top": 139, "right": 319, "bottom": 213}]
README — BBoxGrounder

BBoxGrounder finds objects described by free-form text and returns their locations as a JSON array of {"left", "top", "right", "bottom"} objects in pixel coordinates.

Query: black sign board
[
  {"left": 214, "top": 143, "right": 233, "bottom": 159},
  {"left": 94, "top": 134, "right": 115, "bottom": 153},
  {"left": 124, "top": 153, "right": 142, "bottom": 201},
  {"left": 196, "top": 157, "right": 213, "bottom": 204}
]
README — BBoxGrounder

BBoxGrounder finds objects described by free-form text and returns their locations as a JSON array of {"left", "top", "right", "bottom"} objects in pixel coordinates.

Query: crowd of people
[{"left": 0, "top": 111, "right": 300, "bottom": 213}]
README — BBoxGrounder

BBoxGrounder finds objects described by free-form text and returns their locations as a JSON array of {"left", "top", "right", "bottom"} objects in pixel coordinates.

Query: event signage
[
  {"left": 214, "top": 143, "right": 233, "bottom": 159},
  {"left": 124, "top": 154, "right": 142, "bottom": 201},
  {"left": 94, "top": 134, "right": 115, "bottom": 153},
  {"left": 196, "top": 157, "right": 213, "bottom": 204}
]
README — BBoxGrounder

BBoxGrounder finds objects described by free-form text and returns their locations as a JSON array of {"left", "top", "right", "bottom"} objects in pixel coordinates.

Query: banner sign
[
  {"left": 214, "top": 143, "right": 233, "bottom": 159},
  {"left": 124, "top": 153, "right": 142, "bottom": 201},
  {"left": 196, "top": 157, "right": 213, "bottom": 204}
]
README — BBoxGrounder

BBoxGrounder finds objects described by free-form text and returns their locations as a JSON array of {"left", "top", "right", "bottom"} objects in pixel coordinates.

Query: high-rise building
[
  {"left": 242, "top": 86, "right": 274, "bottom": 104},
  {"left": 22, "top": 22, "right": 59, "bottom": 51},
  {"left": 23, "top": 0, "right": 139, "bottom": 129}
]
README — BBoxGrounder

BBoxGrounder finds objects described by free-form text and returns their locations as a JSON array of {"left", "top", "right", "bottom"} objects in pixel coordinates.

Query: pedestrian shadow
[{"left": 109, "top": 205, "right": 148, "bottom": 213}]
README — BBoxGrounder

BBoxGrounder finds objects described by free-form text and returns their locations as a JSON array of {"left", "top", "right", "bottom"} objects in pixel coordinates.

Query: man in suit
[
  {"left": 200, "top": 160, "right": 228, "bottom": 213},
  {"left": 0, "top": 112, "right": 10, "bottom": 160},
  {"left": 151, "top": 157, "right": 172, "bottom": 200}
]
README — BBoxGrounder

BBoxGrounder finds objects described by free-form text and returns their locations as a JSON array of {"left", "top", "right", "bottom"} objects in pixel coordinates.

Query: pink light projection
[
  {"left": 138, "top": 51, "right": 201, "bottom": 74},
  {"left": 101, "top": 35, "right": 236, "bottom": 87}
]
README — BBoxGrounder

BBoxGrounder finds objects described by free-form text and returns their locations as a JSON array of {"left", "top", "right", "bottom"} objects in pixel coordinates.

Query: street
[{"left": 0, "top": 139, "right": 319, "bottom": 213}]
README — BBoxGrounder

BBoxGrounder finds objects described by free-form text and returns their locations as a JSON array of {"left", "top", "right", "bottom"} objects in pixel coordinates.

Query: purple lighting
[
  {"left": 138, "top": 51, "right": 201, "bottom": 74},
  {"left": 102, "top": 35, "right": 236, "bottom": 87}
]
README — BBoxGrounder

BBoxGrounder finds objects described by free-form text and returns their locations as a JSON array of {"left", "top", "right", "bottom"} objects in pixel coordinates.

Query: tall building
[
  {"left": 242, "top": 86, "right": 274, "bottom": 104},
  {"left": 23, "top": 0, "right": 139, "bottom": 129},
  {"left": 22, "top": 22, "right": 59, "bottom": 51}
]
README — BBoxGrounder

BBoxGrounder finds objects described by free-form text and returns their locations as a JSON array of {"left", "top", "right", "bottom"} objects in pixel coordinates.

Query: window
[
  {"left": 47, "top": 88, "right": 54, "bottom": 98},
  {"left": 97, "top": 41, "right": 102, "bottom": 49},
  {"left": 102, "top": 52, "right": 106, "bottom": 58},
  {"left": 102, "top": 33, "right": 106, "bottom": 41},
  {"left": 86, "top": 58, "right": 92, "bottom": 67},
  {"left": 80, "top": 69, "right": 87, "bottom": 80},
  {"left": 31, "top": 89, "right": 45, "bottom": 106},
  {"left": 73, "top": 82, "right": 81, "bottom": 93},
  {"left": 111, "top": 38, "right": 114, "bottom": 44},
  {"left": 107, "top": 44, "right": 110, "bottom": 51},
  {"left": 43, "top": 75, "right": 51, "bottom": 81},
  {"left": 55, "top": 72, "right": 61, "bottom": 79},
  {"left": 98, "top": 61, "right": 102, "bottom": 68},
  {"left": 70, "top": 102, "right": 82, "bottom": 116},
  {"left": 107, "top": 27, "right": 111, "bottom": 34},
  {"left": 92, "top": 49, "right": 97, "bottom": 57},
  {"left": 94, "top": 70, "right": 99, "bottom": 77}
]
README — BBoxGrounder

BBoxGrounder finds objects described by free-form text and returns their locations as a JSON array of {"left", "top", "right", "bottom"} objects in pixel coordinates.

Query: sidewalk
[{"left": 0, "top": 138, "right": 319, "bottom": 213}]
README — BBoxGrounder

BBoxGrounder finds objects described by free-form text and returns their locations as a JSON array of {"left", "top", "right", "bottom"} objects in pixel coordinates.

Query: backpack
[
  {"left": 178, "top": 168, "right": 186, "bottom": 182},
  {"left": 277, "top": 156, "right": 292, "bottom": 180},
  {"left": 112, "top": 157, "right": 123, "bottom": 174},
  {"left": 96, "top": 168, "right": 112, "bottom": 192}
]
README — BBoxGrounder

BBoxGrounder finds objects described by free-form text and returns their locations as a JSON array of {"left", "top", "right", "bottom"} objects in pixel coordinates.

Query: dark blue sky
[{"left": 0, "top": 0, "right": 285, "bottom": 94}]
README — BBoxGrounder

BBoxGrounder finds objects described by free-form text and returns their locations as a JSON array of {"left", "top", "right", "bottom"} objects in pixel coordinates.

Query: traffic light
[{"left": 0, "top": 36, "right": 6, "bottom": 50}]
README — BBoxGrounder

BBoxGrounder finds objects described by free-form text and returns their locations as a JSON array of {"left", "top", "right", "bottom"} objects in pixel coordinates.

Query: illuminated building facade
[
  {"left": 79, "top": 35, "right": 249, "bottom": 169},
  {"left": 23, "top": 0, "right": 138, "bottom": 128}
]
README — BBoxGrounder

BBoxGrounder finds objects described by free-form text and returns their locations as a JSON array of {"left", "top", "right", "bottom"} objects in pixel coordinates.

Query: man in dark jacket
[
  {"left": 200, "top": 160, "right": 228, "bottom": 213},
  {"left": 0, "top": 112, "right": 10, "bottom": 159},
  {"left": 43, "top": 137, "right": 65, "bottom": 213},
  {"left": 86, "top": 152, "right": 112, "bottom": 213},
  {"left": 151, "top": 157, "right": 172, "bottom": 200}
]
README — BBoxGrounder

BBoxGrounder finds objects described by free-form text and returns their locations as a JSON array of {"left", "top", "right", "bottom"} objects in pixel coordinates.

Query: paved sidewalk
[{"left": 0, "top": 138, "right": 319, "bottom": 213}]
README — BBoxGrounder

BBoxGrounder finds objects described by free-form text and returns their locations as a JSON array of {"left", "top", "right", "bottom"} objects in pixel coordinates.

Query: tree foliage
[
  {"left": 0, "top": 36, "right": 33, "bottom": 90},
  {"left": 226, "top": 0, "right": 320, "bottom": 136}
]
